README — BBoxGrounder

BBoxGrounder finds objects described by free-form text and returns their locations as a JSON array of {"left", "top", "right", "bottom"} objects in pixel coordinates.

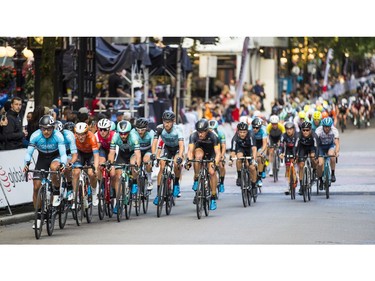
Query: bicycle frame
[
  {"left": 156, "top": 157, "right": 175, "bottom": 217},
  {"left": 232, "top": 156, "right": 254, "bottom": 207}
]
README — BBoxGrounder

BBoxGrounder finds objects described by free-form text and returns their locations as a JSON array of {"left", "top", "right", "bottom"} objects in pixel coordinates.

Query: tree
[{"left": 40, "top": 37, "right": 56, "bottom": 107}]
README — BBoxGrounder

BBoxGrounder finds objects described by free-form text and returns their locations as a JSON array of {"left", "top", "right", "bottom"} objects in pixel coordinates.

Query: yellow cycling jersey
[{"left": 266, "top": 123, "right": 286, "bottom": 138}]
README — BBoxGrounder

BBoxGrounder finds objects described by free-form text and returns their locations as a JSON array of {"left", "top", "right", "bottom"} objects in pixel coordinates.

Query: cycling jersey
[
  {"left": 95, "top": 130, "right": 116, "bottom": 152},
  {"left": 315, "top": 126, "right": 339, "bottom": 146},
  {"left": 75, "top": 131, "right": 99, "bottom": 154},
  {"left": 266, "top": 123, "right": 285, "bottom": 138},
  {"left": 25, "top": 129, "right": 67, "bottom": 165},
  {"left": 293, "top": 131, "right": 319, "bottom": 160},
  {"left": 213, "top": 129, "right": 226, "bottom": 145},
  {"left": 129, "top": 128, "right": 154, "bottom": 154},
  {"left": 110, "top": 132, "right": 139, "bottom": 153},
  {"left": 280, "top": 132, "right": 297, "bottom": 155},
  {"left": 154, "top": 125, "right": 184, "bottom": 149},
  {"left": 189, "top": 130, "right": 220, "bottom": 159},
  {"left": 230, "top": 131, "right": 256, "bottom": 156},
  {"left": 248, "top": 125, "right": 268, "bottom": 150},
  {"left": 311, "top": 120, "right": 321, "bottom": 132},
  {"left": 62, "top": 129, "right": 77, "bottom": 155}
]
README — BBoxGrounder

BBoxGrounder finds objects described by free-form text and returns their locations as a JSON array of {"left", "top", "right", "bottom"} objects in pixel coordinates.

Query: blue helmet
[{"left": 321, "top": 117, "right": 333, "bottom": 127}]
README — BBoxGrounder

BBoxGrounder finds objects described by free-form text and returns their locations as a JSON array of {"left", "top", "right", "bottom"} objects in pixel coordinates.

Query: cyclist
[
  {"left": 151, "top": 111, "right": 184, "bottom": 204},
  {"left": 23, "top": 115, "right": 67, "bottom": 229},
  {"left": 293, "top": 121, "right": 319, "bottom": 195},
  {"left": 315, "top": 117, "right": 340, "bottom": 188},
  {"left": 228, "top": 122, "right": 257, "bottom": 193},
  {"left": 72, "top": 122, "right": 99, "bottom": 207},
  {"left": 55, "top": 120, "right": 78, "bottom": 200},
  {"left": 279, "top": 121, "right": 298, "bottom": 195},
  {"left": 108, "top": 120, "right": 140, "bottom": 213},
  {"left": 130, "top": 118, "right": 154, "bottom": 191},
  {"left": 294, "top": 110, "right": 307, "bottom": 133},
  {"left": 95, "top": 118, "right": 116, "bottom": 191},
  {"left": 185, "top": 118, "right": 221, "bottom": 210},
  {"left": 336, "top": 98, "right": 349, "bottom": 130},
  {"left": 311, "top": 111, "right": 322, "bottom": 132},
  {"left": 249, "top": 117, "right": 268, "bottom": 187},
  {"left": 266, "top": 115, "right": 285, "bottom": 177},
  {"left": 208, "top": 119, "right": 226, "bottom": 193}
]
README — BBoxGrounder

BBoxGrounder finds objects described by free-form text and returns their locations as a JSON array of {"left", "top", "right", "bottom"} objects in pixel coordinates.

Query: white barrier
[{"left": 0, "top": 149, "right": 36, "bottom": 208}]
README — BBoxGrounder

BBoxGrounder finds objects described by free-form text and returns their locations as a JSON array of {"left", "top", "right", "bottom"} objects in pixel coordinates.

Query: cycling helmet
[
  {"left": 208, "top": 119, "right": 218, "bottom": 130},
  {"left": 162, "top": 110, "right": 175, "bottom": 121},
  {"left": 237, "top": 122, "right": 248, "bottom": 131},
  {"left": 135, "top": 117, "right": 149, "bottom": 129},
  {"left": 284, "top": 122, "right": 295, "bottom": 129},
  {"left": 239, "top": 116, "right": 252, "bottom": 125},
  {"left": 195, "top": 118, "right": 209, "bottom": 132},
  {"left": 313, "top": 111, "right": 322, "bottom": 120},
  {"left": 301, "top": 121, "right": 312, "bottom": 129},
  {"left": 316, "top": 104, "right": 323, "bottom": 112},
  {"left": 97, "top": 118, "right": 111, "bottom": 129},
  {"left": 117, "top": 120, "right": 132, "bottom": 133},
  {"left": 64, "top": 121, "right": 75, "bottom": 132},
  {"left": 253, "top": 110, "right": 261, "bottom": 118},
  {"left": 321, "top": 111, "right": 329, "bottom": 119},
  {"left": 55, "top": 120, "right": 63, "bottom": 132},
  {"left": 251, "top": 117, "right": 262, "bottom": 128},
  {"left": 74, "top": 122, "right": 89, "bottom": 134},
  {"left": 303, "top": 104, "right": 310, "bottom": 112},
  {"left": 39, "top": 115, "right": 55, "bottom": 128},
  {"left": 298, "top": 111, "right": 306, "bottom": 120},
  {"left": 321, "top": 117, "right": 334, "bottom": 127},
  {"left": 285, "top": 106, "right": 293, "bottom": 114},
  {"left": 269, "top": 115, "right": 279, "bottom": 124}
]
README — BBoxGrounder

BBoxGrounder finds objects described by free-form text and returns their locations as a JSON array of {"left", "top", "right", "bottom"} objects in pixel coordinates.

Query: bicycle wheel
[
  {"left": 98, "top": 179, "right": 105, "bottom": 220},
  {"left": 273, "top": 153, "right": 278, "bottom": 182},
  {"left": 324, "top": 165, "right": 330, "bottom": 199},
  {"left": 156, "top": 178, "right": 165, "bottom": 218},
  {"left": 246, "top": 171, "right": 251, "bottom": 206},
  {"left": 46, "top": 204, "right": 56, "bottom": 236},
  {"left": 302, "top": 167, "right": 308, "bottom": 203},
  {"left": 58, "top": 198, "right": 69, "bottom": 229},
  {"left": 240, "top": 168, "right": 248, "bottom": 208},
  {"left": 85, "top": 184, "right": 93, "bottom": 223},
  {"left": 289, "top": 165, "right": 296, "bottom": 200},
  {"left": 116, "top": 180, "right": 124, "bottom": 222},
  {"left": 34, "top": 185, "right": 45, "bottom": 239},
  {"left": 141, "top": 177, "right": 149, "bottom": 214},
  {"left": 196, "top": 177, "right": 204, "bottom": 219},
  {"left": 203, "top": 180, "right": 211, "bottom": 217},
  {"left": 165, "top": 177, "right": 173, "bottom": 216},
  {"left": 74, "top": 182, "right": 84, "bottom": 226},
  {"left": 123, "top": 178, "right": 132, "bottom": 219}
]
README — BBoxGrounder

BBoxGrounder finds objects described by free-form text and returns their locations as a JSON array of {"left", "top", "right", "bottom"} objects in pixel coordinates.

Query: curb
[{"left": 0, "top": 212, "right": 34, "bottom": 226}]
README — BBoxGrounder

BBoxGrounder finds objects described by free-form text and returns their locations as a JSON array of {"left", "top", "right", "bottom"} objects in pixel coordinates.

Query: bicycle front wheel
[
  {"left": 116, "top": 180, "right": 124, "bottom": 222},
  {"left": 85, "top": 184, "right": 93, "bottom": 223},
  {"left": 324, "top": 167, "right": 330, "bottom": 199},
  {"left": 98, "top": 179, "right": 105, "bottom": 220},
  {"left": 74, "top": 182, "right": 84, "bottom": 226},
  {"left": 289, "top": 165, "right": 296, "bottom": 200},
  {"left": 196, "top": 177, "right": 204, "bottom": 219},
  {"left": 58, "top": 198, "right": 69, "bottom": 229},
  {"left": 46, "top": 188, "right": 56, "bottom": 236},
  {"left": 165, "top": 177, "right": 173, "bottom": 216},
  {"left": 302, "top": 167, "right": 308, "bottom": 203},
  {"left": 240, "top": 169, "right": 248, "bottom": 208},
  {"left": 34, "top": 185, "right": 46, "bottom": 239},
  {"left": 203, "top": 181, "right": 211, "bottom": 217},
  {"left": 141, "top": 177, "right": 149, "bottom": 214},
  {"left": 123, "top": 179, "right": 131, "bottom": 219},
  {"left": 156, "top": 180, "right": 164, "bottom": 218}
]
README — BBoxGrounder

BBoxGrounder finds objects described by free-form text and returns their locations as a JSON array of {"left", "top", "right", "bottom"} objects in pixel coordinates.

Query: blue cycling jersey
[
  {"left": 62, "top": 129, "right": 77, "bottom": 154},
  {"left": 24, "top": 129, "right": 67, "bottom": 165},
  {"left": 129, "top": 128, "right": 154, "bottom": 152},
  {"left": 154, "top": 125, "right": 184, "bottom": 148}
]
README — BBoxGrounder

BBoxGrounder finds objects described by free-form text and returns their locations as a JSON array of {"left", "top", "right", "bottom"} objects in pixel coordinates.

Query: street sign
[{"left": 199, "top": 55, "right": 217, "bottom": 78}]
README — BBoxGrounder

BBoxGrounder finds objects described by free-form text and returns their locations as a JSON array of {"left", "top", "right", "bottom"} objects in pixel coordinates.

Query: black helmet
[
  {"left": 135, "top": 117, "right": 149, "bottom": 129},
  {"left": 195, "top": 118, "right": 209, "bottom": 132},
  {"left": 284, "top": 122, "right": 295, "bottom": 129},
  {"left": 64, "top": 121, "right": 75, "bottom": 132},
  {"left": 237, "top": 122, "right": 248, "bottom": 131},
  {"left": 162, "top": 110, "right": 175, "bottom": 121},
  {"left": 301, "top": 121, "right": 312, "bottom": 129},
  {"left": 39, "top": 115, "right": 55, "bottom": 128},
  {"left": 251, "top": 117, "right": 262, "bottom": 128}
]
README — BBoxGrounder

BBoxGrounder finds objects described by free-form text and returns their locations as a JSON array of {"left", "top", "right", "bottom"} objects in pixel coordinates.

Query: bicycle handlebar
[
  {"left": 25, "top": 169, "right": 60, "bottom": 182},
  {"left": 231, "top": 156, "right": 254, "bottom": 161}
]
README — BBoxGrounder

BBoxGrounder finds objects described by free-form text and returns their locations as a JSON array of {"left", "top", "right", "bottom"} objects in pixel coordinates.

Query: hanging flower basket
[{"left": 0, "top": 65, "right": 16, "bottom": 94}]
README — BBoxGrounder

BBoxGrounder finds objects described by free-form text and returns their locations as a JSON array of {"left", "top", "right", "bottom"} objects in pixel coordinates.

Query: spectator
[
  {"left": 108, "top": 69, "right": 130, "bottom": 109},
  {"left": 253, "top": 79, "right": 266, "bottom": 111},
  {"left": 26, "top": 105, "right": 45, "bottom": 141},
  {"left": 2, "top": 97, "right": 26, "bottom": 150}
]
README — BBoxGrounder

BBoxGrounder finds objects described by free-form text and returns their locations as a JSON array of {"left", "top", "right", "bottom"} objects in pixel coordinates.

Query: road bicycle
[
  {"left": 286, "top": 155, "right": 297, "bottom": 200},
  {"left": 321, "top": 155, "right": 337, "bottom": 199},
  {"left": 232, "top": 156, "right": 254, "bottom": 207},
  {"left": 269, "top": 144, "right": 281, "bottom": 182},
  {"left": 72, "top": 165, "right": 94, "bottom": 226},
  {"left": 137, "top": 161, "right": 152, "bottom": 214},
  {"left": 188, "top": 159, "right": 214, "bottom": 219},
  {"left": 156, "top": 157, "right": 176, "bottom": 218},
  {"left": 299, "top": 156, "right": 314, "bottom": 203},
  {"left": 25, "top": 169, "right": 60, "bottom": 240},
  {"left": 98, "top": 163, "right": 114, "bottom": 220},
  {"left": 115, "top": 163, "right": 137, "bottom": 221},
  {"left": 57, "top": 173, "right": 71, "bottom": 229}
]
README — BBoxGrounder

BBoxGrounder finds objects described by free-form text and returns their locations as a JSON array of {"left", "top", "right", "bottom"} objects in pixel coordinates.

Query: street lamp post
[{"left": 9, "top": 37, "right": 28, "bottom": 99}]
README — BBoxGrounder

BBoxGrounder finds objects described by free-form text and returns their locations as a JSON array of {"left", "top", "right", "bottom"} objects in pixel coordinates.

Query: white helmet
[
  {"left": 97, "top": 118, "right": 111, "bottom": 129},
  {"left": 74, "top": 122, "right": 89, "bottom": 134},
  {"left": 269, "top": 115, "right": 279, "bottom": 124},
  {"left": 55, "top": 120, "right": 63, "bottom": 132},
  {"left": 253, "top": 110, "right": 261, "bottom": 118}
]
